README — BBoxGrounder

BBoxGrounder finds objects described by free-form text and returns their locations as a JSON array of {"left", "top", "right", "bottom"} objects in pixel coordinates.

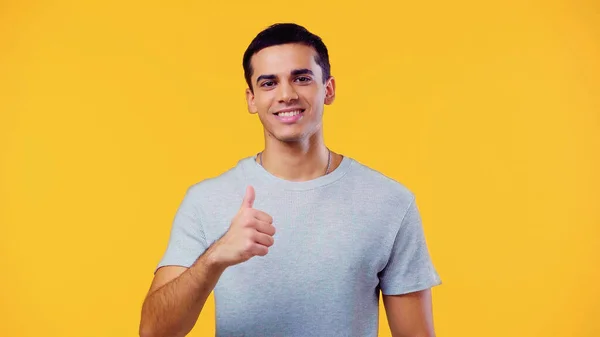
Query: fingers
[
  {"left": 253, "top": 231, "right": 275, "bottom": 247},
  {"left": 240, "top": 185, "right": 255, "bottom": 209},
  {"left": 237, "top": 186, "right": 276, "bottom": 247},
  {"left": 254, "top": 220, "right": 276, "bottom": 236},
  {"left": 239, "top": 187, "right": 273, "bottom": 224},
  {"left": 252, "top": 209, "right": 273, "bottom": 224},
  {"left": 239, "top": 214, "right": 275, "bottom": 235},
  {"left": 249, "top": 244, "right": 269, "bottom": 257}
]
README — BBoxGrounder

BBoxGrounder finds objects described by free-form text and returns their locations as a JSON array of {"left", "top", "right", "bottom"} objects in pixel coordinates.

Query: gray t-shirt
[{"left": 157, "top": 155, "right": 441, "bottom": 336}]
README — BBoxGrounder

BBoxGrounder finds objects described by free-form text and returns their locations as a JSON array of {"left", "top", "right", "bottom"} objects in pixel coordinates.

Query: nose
[{"left": 277, "top": 81, "right": 299, "bottom": 103}]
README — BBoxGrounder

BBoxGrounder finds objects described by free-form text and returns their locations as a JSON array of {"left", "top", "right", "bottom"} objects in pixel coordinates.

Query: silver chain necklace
[{"left": 258, "top": 148, "right": 332, "bottom": 175}]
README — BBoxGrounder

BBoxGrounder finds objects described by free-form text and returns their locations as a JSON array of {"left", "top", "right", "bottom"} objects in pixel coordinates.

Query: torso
[{"left": 191, "top": 155, "right": 415, "bottom": 336}]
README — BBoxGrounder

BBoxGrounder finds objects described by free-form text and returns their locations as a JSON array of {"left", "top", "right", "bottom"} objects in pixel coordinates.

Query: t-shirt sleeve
[
  {"left": 378, "top": 196, "right": 442, "bottom": 295},
  {"left": 155, "top": 186, "right": 209, "bottom": 273}
]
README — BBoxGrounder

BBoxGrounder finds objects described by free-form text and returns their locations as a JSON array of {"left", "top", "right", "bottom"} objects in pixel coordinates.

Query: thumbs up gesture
[{"left": 210, "top": 186, "right": 276, "bottom": 267}]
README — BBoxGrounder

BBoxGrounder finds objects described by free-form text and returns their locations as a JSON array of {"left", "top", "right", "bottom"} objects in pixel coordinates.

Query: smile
[
  {"left": 274, "top": 109, "right": 304, "bottom": 116},
  {"left": 273, "top": 109, "right": 305, "bottom": 123}
]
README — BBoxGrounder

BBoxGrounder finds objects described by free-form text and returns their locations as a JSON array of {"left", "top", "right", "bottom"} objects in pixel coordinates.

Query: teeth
[{"left": 278, "top": 110, "right": 302, "bottom": 117}]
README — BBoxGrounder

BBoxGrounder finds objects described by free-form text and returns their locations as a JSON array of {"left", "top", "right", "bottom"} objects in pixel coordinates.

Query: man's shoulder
[
  {"left": 183, "top": 156, "right": 250, "bottom": 200},
  {"left": 346, "top": 157, "right": 416, "bottom": 204}
]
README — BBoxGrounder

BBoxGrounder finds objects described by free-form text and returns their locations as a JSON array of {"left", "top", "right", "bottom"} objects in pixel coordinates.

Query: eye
[
  {"left": 295, "top": 76, "right": 312, "bottom": 84},
  {"left": 260, "top": 81, "right": 276, "bottom": 87}
]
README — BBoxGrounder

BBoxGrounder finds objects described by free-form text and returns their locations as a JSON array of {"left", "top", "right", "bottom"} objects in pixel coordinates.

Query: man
[{"left": 139, "top": 23, "right": 441, "bottom": 337}]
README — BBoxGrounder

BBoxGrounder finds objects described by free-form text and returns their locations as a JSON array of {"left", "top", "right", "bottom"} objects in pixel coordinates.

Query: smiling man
[{"left": 139, "top": 23, "right": 441, "bottom": 337}]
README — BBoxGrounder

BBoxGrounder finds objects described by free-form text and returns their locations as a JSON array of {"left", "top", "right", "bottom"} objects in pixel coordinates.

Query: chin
[
  {"left": 268, "top": 128, "right": 309, "bottom": 143},
  {"left": 266, "top": 123, "right": 321, "bottom": 143},
  {"left": 274, "top": 133, "right": 306, "bottom": 143}
]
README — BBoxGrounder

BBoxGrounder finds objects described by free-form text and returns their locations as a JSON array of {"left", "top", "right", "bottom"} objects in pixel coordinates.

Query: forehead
[{"left": 251, "top": 43, "right": 321, "bottom": 79}]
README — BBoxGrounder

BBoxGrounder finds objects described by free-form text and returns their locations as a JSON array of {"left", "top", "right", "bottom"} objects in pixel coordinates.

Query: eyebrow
[
  {"left": 256, "top": 68, "right": 315, "bottom": 84},
  {"left": 291, "top": 68, "right": 314, "bottom": 76}
]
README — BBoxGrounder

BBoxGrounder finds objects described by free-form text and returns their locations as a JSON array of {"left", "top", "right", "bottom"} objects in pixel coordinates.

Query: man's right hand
[{"left": 209, "top": 185, "right": 276, "bottom": 268}]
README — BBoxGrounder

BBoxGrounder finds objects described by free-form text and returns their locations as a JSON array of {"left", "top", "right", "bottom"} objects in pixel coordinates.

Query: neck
[{"left": 257, "top": 132, "right": 335, "bottom": 182}]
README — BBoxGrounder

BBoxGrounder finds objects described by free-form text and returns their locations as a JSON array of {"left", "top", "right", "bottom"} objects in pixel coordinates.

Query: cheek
[
  {"left": 255, "top": 94, "right": 274, "bottom": 112},
  {"left": 301, "top": 86, "right": 324, "bottom": 103}
]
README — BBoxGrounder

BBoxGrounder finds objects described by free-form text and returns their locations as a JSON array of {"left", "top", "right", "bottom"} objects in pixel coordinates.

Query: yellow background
[{"left": 1, "top": 0, "right": 599, "bottom": 336}]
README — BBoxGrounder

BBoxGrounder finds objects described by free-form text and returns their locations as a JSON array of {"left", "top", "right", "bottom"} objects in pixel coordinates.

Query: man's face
[{"left": 246, "top": 43, "right": 335, "bottom": 143}]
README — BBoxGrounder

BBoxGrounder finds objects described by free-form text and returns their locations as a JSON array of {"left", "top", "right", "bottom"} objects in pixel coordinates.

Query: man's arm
[
  {"left": 383, "top": 289, "right": 436, "bottom": 337},
  {"left": 139, "top": 185, "right": 275, "bottom": 337},
  {"left": 139, "top": 247, "right": 226, "bottom": 337}
]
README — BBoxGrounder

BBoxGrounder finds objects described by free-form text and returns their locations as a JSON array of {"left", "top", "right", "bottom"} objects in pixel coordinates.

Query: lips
[
  {"left": 273, "top": 109, "right": 305, "bottom": 124},
  {"left": 273, "top": 108, "right": 305, "bottom": 116}
]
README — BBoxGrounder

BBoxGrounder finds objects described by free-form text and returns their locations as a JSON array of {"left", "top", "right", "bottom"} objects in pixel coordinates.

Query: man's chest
[
  {"left": 202, "top": 194, "right": 396, "bottom": 291},
  {"left": 200, "top": 188, "right": 395, "bottom": 246},
  {"left": 199, "top": 191, "right": 398, "bottom": 334}
]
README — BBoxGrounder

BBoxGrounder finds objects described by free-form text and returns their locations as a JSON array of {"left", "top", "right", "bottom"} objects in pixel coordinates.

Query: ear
[
  {"left": 245, "top": 88, "right": 258, "bottom": 114},
  {"left": 324, "top": 76, "right": 336, "bottom": 105}
]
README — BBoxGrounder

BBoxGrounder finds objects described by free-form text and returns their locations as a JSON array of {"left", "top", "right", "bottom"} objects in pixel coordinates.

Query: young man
[{"left": 139, "top": 23, "right": 441, "bottom": 337}]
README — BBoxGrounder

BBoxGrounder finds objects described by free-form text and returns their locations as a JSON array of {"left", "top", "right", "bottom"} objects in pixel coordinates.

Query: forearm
[
  {"left": 384, "top": 290, "right": 436, "bottom": 337},
  {"left": 139, "top": 248, "right": 226, "bottom": 337}
]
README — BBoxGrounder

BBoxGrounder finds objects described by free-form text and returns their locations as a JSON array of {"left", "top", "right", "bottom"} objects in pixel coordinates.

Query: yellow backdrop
[{"left": 1, "top": 1, "right": 599, "bottom": 336}]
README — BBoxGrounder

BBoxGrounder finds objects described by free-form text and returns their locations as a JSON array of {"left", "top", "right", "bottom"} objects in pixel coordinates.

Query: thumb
[{"left": 241, "top": 185, "right": 255, "bottom": 209}]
